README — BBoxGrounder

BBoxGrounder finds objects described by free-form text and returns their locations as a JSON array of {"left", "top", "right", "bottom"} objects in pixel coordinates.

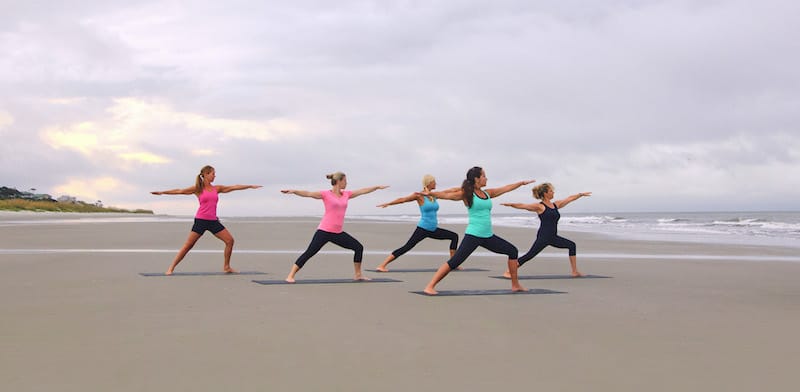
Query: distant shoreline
[{"left": 0, "top": 199, "right": 153, "bottom": 214}]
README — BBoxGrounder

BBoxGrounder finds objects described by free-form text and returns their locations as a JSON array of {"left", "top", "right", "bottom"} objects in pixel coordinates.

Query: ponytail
[
  {"left": 195, "top": 165, "right": 215, "bottom": 195},
  {"left": 461, "top": 166, "right": 482, "bottom": 208}
]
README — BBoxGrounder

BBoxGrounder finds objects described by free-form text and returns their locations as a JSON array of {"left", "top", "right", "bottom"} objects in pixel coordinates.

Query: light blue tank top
[
  {"left": 417, "top": 197, "right": 439, "bottom": 232},
  {"left": 465, "top": 191, "right": 492, "bottom": 238}
]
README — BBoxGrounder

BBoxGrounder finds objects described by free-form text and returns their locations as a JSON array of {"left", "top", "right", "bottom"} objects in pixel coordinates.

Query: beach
[{"left": 1, "top": 213, "right": 799, "bottom": 391}]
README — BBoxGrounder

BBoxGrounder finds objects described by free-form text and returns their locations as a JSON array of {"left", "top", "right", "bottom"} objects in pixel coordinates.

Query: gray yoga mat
[
  {"left": 367, "top": 268, "right": 489, "bottom": 273},
  {"left": 252, "top": 277, "right": 403, "bottom": 285},
  {"left": 140, "top": 271, "right": 267, "bottom": 277},
  {"left": 490, "top": 274, "right": 611, "bottom": 280},
  {"left": 410, "top": 288, "right": 566, "bottom": 296}
]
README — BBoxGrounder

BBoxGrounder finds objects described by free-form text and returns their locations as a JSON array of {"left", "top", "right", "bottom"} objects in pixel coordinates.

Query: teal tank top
[
  {"left": 465, "top": 191, "right": 492, "bottom": 238},
  {"left": 417, "top": 197, "right": 439, "bottom": 231}
]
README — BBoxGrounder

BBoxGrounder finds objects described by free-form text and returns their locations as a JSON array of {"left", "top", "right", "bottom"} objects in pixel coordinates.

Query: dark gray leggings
[
  {"left": 391, "top": 227, "right": 459, "bottom": 258},
  {"left": 294, "top": 230, "right": 364, "bottom": 268},
  {"left": 446, "top": 234, "right": 518, "bottom": 270}
]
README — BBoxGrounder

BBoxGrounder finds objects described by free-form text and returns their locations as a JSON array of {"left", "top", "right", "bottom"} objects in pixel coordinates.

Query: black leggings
[
  {"left": 391, "top": 227, "right": 459, "bottom": 258},
  {"left": 446, "top": 234, "right": 518, "bottom": 270},
  {"left": 295, "top": 230, "right": 364, "bottom": 268},
  {"left": 518, "top": 235, "right": 576, "bottom": 266}
]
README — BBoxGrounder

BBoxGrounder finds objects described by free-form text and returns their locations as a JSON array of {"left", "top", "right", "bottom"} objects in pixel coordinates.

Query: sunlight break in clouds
[
  {"left": 40, "top": 97, "right": 307, "bottom": 167},
  {"left": 0, "top": 111, "right": 13, "bottom": 130},
  {"left": 53, "top": 177, "right": 131, "bottom": 201},
  {"left": 107, "top": 98, "right": 304, "bottom": 142}
]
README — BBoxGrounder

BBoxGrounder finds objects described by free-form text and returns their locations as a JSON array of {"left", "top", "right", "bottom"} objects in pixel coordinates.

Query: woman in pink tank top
[
  {"left": 151, "top": 165, "right": 262, "bottom": 275},
  {"left": 281, "top": 171, "right": 388, "bottom": 283}
]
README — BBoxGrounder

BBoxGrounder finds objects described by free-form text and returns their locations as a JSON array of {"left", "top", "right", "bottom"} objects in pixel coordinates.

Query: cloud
[
  {"left": 0, "top": 111, "right": 13, "bottom": 129},
  {"left": 53, "top": 176, "right": 132, "bottom": 201},
  {"left": 39, "top": 97, "right": 310, "bottom": 171}
]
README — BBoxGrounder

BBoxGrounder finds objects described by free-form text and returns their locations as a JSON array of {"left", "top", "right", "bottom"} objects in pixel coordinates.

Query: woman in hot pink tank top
[
  {"left": 281, "top": 171, "right": 388, "bottom": 283},
  {"left": 151, "top": 165, "right": 262, "bottom": 275}
]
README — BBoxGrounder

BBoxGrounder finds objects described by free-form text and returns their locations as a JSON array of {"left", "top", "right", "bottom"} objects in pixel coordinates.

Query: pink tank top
[
  {"left": 195, "top": 187, "right": 219, "bottom": 220},
  {"left": 317, "top": 190, "right": 351, "bottom": 233}
]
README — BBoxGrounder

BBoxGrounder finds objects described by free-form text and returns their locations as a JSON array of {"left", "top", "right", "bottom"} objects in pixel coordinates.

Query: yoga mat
[
  {"left": 410, "top": 288, "right": 566, "bottom": 296},
  {"left": 490, "top": 274, "right": 611, "bottom": 280},
  {"left": 367, "top": 268, "right": 489, "bottom": 273},
  {"left": 252, "top": 277, "right": 403, "bottom": 285},
  {"left": 140, "top": 271, "right": 267, "bottom": 277}
]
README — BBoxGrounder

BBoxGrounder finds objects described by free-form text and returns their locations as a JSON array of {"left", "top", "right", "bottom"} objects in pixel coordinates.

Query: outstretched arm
[
  {"left": 351, "top": 185, "right": 389, "bottom": 199},
  {"left": 500, "top": 202, "right": 544, "bottom": 213},
  {"left": 486, "top": 180, "right": 536, "bottom": 199},
  {"left": 151, "top": 186, "right": 195, "bottom": 195},
  {"left": 424, "top": 188, "right": 464, "bottom": 201},
  {"left": 217, "top": 184, "right": 263, "bottom": 194},
  {"left": 377, "top": 193, "right": 419, "bottom": 208},
  {"left": 555, "top": 192, "right": 592, "bottom": 209},
  {"left": 281, "top": 189, "right": 323, "bottom": 199}
]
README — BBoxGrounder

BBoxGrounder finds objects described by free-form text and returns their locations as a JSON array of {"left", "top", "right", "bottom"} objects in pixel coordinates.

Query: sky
[{"left": 2, "top": 0, "right": 799, "bottom": 217}]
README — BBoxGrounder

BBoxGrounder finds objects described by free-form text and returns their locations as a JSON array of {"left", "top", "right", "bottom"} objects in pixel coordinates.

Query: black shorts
[{"left": 191, "top": 218, "right": 226, "bottom": 234}]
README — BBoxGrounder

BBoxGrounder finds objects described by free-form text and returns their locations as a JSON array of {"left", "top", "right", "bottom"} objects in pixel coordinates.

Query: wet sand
[{"left": 1, "top": 214, "right": 799, "bottom": 391}]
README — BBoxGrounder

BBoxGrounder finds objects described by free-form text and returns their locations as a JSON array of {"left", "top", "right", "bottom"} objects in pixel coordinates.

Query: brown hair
[{"left": 461, "top": 166, "right": 483, "bottom": 208}]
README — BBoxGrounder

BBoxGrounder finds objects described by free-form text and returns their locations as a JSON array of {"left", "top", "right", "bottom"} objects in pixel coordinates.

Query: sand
[{"left": 1, "top": 214, "right": 799, "bottom": 391}]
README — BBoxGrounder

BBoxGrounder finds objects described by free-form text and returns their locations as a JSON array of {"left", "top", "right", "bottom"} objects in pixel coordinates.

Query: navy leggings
[
  {"left": 294, "top": 230, "right": 364, "bottom": 268},
  {"left": 446, "top": 234, "right": 518, "bottom": 270},
  {"left": 391, "top": 227, "right": 459, "bottom": 258},
  {"left": 518, "top": 235, "right": 576, "bottom": 266}
]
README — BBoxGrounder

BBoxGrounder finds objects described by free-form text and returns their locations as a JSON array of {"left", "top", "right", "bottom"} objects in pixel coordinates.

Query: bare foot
[
  {"left": 285, "top": 277, "right": 296, "bottom": 283},
  {"left": 374, "top": 267, "right": 389, "bottom": 272},
  {"left": 165, "top": 270, "right": 174, "bottom": 276},
  {"left": 223, "top": 267, "right": 238, "bottom": 274},
  {"left": 502, "top": 271, "right": 511, "bottom": 279},
  {"left": 354, "top": 275, "right": 372, "bottom": 281},
  {"left": 423, "top": 287, "right": 438, "bottom": 295},
  {"left": 572, "top": 272, "right": 584, "bottom": 278},
  {"left": 512, "top": 285, "right": 528, "bottom": 292}
]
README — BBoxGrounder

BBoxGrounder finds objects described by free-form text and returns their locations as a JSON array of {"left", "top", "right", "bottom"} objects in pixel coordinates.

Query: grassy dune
[{"left": 0, "top": 199, "right": 153, "bottom": 214}]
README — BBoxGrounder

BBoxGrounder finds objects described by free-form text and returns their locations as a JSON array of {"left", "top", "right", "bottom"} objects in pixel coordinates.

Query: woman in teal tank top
[
  {"left": 422, "top": 166, "right": 535, "bottom": 295},
  {"left": 374, "top": 175, "right": 460, "bottom": 272}
]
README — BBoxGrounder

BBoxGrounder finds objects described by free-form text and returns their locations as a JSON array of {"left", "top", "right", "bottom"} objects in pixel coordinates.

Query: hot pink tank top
[
  {"left": 317, "top": 190, "right": 351, "bottom": 233},
  {"left": 195, "top": 187, "right": 219, "bottom": 220}
]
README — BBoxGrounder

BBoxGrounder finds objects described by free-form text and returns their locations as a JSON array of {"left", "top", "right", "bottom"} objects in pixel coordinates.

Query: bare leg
[
  {"left": 423, "top": 263, "right": 452, "bottom": 295},
  {"left": 508, "top": 259, "right": 527, "bottom": 292},
  {"left": 166, "top": 231, "right": 202, "bottom": 275},
  {"left": 375, "top": 254, "right": 395, "bottom": 272},
  {"left": 570, "top": 255, "right": 583, "bottom": 277},
  {"left": 354, "top": 262, "right": 371, "bottom": 281},
  {"left": 214, "top": 229, "right": 237, "bottom": 273},
  {"left": 285, "top": 264, "right": 300, "bottom": 283}
]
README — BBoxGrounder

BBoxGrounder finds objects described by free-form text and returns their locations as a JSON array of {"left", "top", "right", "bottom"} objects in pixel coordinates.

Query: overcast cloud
[{"left": 2, "top": 0, "right": 798, "bottom": 216}]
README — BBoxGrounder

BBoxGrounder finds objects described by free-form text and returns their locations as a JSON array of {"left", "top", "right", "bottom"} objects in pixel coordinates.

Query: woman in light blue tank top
[
  {"left": 421, "top": 166, "right": 535, "bottom": 295},
  {"left": 375, "top": 175, "right": 460, "bottom": 272}
]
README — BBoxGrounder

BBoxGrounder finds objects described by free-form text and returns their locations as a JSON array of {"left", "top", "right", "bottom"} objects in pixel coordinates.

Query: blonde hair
[
  {"left": 532, "top": 182, "right": 553, "bottom": 200},
  {"left": 421, "top": 174, "right": 436, "bottom": 192},
  {"left": 195, "top": 165, "right": 215, "bottom": 195},
  {"left": 326, "top": 171, "right": 346, "bottom": 186}
]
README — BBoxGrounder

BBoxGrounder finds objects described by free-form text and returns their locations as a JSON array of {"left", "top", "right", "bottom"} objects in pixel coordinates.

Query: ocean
[
  {"left": 2, "top": 210, "right": 798, "bottom": 249},
  {"left": 355, "top": 210, "right": 800, "bottom": 249}
]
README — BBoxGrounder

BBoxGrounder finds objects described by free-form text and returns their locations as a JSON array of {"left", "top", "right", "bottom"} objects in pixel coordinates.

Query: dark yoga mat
[
  {"left": 490, "top": 274, "right": 611, "bottom": 280},
  {"left": 140, "top": 271, "right": 267, "bottom": 277},
  {"left": 252, "top": 277, "right": 403, "bottom": 285},
  {"left": 366, "top": 268, "right": 489, "bottom": 273},
  {"left": 410, "top": 288, "right": 566, "bottom": 297}
]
